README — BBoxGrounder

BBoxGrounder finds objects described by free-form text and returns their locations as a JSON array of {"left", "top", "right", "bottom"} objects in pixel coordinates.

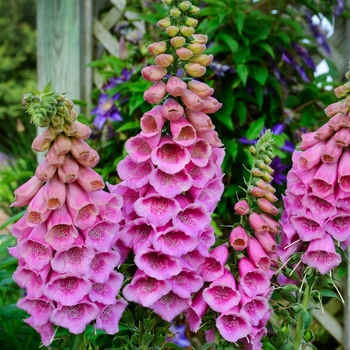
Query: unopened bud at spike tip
[
  {"left": 170, "top": 7, "right": 182, "bottom": 18},
  {"left": 179, "top": 1, "right": 191, "bottom": 11}
]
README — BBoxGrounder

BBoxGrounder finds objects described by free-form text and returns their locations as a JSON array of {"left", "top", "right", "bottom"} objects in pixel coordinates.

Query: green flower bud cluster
[
  {"left": 150, "top": 0, "right": 213, "bottom": 78},
  {"left": 22, "top": 81, "right": 70, "bottom": 128},
  {"left": 245, "top": 130, "right": 279, "bottom": 216}
]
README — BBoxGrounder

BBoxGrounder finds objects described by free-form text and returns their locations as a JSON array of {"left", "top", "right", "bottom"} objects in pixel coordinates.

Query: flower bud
[
  {"left": 141, "top": 65, "right": 168, "bottom": 82},
  {"left": 190, "top": 54, "right": 213, "bottom": 66},
  {"left": 184, "top": 63, "right": 206, "bottom": 77},
  {"left": 261, "top": 154, "right": 272, "bottom": 164},
  {"left": 262, "top": 172, "right": 273, "bottom": 182},
  {"left": 180, "top": 26, "right": 194, "bottom": 36},
  {"left": 162, "top": 98, "right": 184, "bottom": 121},
  {"left": 166, "top": 76, "right": 187, "bottom": 96},
  {"left": 170, "top": 7, "right": 182, "bottom": 18},
  {"left": 234, "top": 200, "right": 250, "bottom": 216},
  {"left": 170, "top": 36, "right": 186, "bottom": 48},
  {"left": 155, "top": 54, "right": 174, "bottom": 67},
  {"left": 257, "top": 198, "right": 279, "bottom": 216},
  {"left": 201, "top": 96, "right": 222, "bottom": 113},
  {"left": 70, "top": 138, "right": 92, "bottom": 160},
  {"left": 188, "top": 5, "right": 200, "bottom": 14},
  {"left": 187, "top": 80, "right": 214, "bottom": 98},
  {"left": 229, "top": 226, "right": 249, "bottom": 251},
  {"left": 176, "top": 47, "right": 193, "bottom": 60},
  {"left": 248, "top": 212, "right": 269, "bottom": 233},
  {"left": 35, "top": 158, "right": 57, "bottom": 182},
  {"left": 324, "top": 102, "right": 341, "bottom": 117},
  {"left": 252, "top": 168, "right": 263, "bottom": 177},
  {"left": 187, "top": 43, "right": 206, "bottom": 55},
  {"left": 191, "top": 34, "right": 208, "bottom": 44},
  {"left": 257, "top": 159, "right": 268, "bottom": 170},
  {"left": 181, "top": 89, "right": 205, "bottom": 111},
  {"left": 165, "top": 0, "right": 173, "bottom": 4},
  {"left": 12, "top": 176, "right": 43, "bottom": 207},
  {"left": 158, "top": 18, "right": 172, "bottom": 29},
  {"left": 334, "top": 81, "right": 350, "bottom": 99},
  {"left": 197, "top": 129, "right": 223, "bottom": 147},
  {"left": 148, "top": 41, "right": 169, "bottom": 55},
  {"left": 53, "top": 133, "right": 72, "bottom": 156},
  {"left": 264, "top": 191, "right": 278, "bottom": 203},
  {"left": 57, "top": 155, "right": 79, "bottom": 183},
  {"left": 179, "top": 1, "right": 191, "bottom": 11},
  {"left": 259, "top": 213, "right": 280, "bottom": 234},
  {"left": 144, "top": 80, "right": 167, "bottom": 104},
  {"left": 64, "top": 109, "right": 77, "bottom": 123},
  {"left": 32, "top": 134, "right": 51, "bottom": 152},
  {"left": 166, "top": 25, "right": 180, "bottom": 37},
  {"left": 46, "top": 146, "right": 65, "bottom": 167},
  {"left": 185, "top": 108, "right": 214, "bottom": 132},
  {"left": 184, "top": 17, "right": 198, "bottom": 27},
  {"left": 250, "top": 186, "right": 266, "bottom": 197}
]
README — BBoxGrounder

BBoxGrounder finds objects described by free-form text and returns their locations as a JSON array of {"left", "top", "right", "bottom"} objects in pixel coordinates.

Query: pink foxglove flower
[
  {"left": 109, "top": 0, "right": 226, "bottom": 326},
  {"left": 10, "top": 85, "right": 126, "bottom": 345},
  {"left": 280, "top": 77, "right": 350, "bottom": 275}
]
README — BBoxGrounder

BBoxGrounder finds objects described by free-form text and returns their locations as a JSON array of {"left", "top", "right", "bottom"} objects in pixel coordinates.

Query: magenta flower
[
  {"left": 301, "top": 234, "right": 342, "bottom": 274},
  {"left": 50, "top": 299, "right": 100, "bottom": 334},
  {"left": 216, "top": 311, "right": 252, "bottom": 343}
]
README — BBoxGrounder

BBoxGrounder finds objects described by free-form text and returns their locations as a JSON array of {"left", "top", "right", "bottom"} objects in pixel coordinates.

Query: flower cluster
[
  {"left": 10, "top": 83, "right": 127, "bottom": 346},
  {"left": 108, "top": 0, "right": 225, "bottom": 323},
  {"left": 278, "top": 75, "right": 350, "bottom": 275},
  {"left": 188, "top": 131, "right": 279, "bottom": 349}
]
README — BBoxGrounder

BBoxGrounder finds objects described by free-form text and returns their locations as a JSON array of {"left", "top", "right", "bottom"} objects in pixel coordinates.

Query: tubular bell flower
[
  {"left": 107, "top": 0, "right": 225, "bottom": 327},
  {"left": 280, "top": 70, "right": 350, "bottom": 275},
  {"left": 10, "top": 83, "right": 126, "bottom": 346}
]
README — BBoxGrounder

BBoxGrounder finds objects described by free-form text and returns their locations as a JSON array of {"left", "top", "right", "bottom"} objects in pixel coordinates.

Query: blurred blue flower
[
  {"left": 167, "top": 323, "right": 191, "bottom": 348},
  {"left": 334, "top": 0, "right": 345, "bottom": 16},
  {"left": 270, "top": 156, "right": 289, "bottom": 185},
  {"left": 105, "top": 68, "right": 133, "bottom": 89},
  {"left": 281, "top": 50, "right": 310, "bottom": 82},
  {"left": 91, "top": 93, "right": 122, "bottom": 130},
  {"left": 305, "top": 11, "right": 331, "bottom": 55},
  {"left": 292, "top": 42, "right": 316, "bottom": 71}
]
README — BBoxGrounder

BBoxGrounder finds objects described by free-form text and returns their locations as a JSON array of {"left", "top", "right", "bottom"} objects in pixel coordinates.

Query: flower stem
[{"left": 293, "top": 282, "right": 311, "bottom": 350}]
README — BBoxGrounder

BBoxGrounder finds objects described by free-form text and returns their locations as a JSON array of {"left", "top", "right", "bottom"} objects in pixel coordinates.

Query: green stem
[
  {"left": 293, "top": 282, "right": 311, "bottom": 350},
  {"left": 139, "top": 320, "right": 144, "bottom": 349}
]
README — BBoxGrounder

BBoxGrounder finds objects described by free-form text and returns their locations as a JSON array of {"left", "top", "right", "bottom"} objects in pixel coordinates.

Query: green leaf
[
  {"left": 251, "top": 24, "right": 272, "bottom": 43},
  {"left": 233, "top": 46, "right": 250, "bottom": 64},
  {"left": 116, "top": 121, "right": 140, "bottom": 132},
  {"left": 258, "top": 42, "right": 275, "bottom": 58},
  {"left": 219, "top": 33, "right": 239, "bottom": 53},
  {"left": 236, "top": 64, "right": 248, "bottom": 85},
  {"left": 278, "top": 32, "right": 291, "bottom": 45},
  {"left": 245, "top": 116, "right": 265, "bottom": 139},
  {"left": 215, "top": 96, "right": 234, "bottom": 130},
  {"left": 0, "top": 210, "right": 25, "bottom": 230},
  {"left": 141, "top": 332, "right": 154, "bottom": 347},
  {"left": 43, "top": 80, "right": 52, "bottom": 93},
  {"left": 69, "top": 333, "right": 86, "bottom": 350},
  {"left": 319, "top": 289, "right": 341, "bottom": 300},
  {"left": 252, "top": 66, "right": 268, "bottom": 85},
  {"left": 235, "top": 11, "right": 245, "bottom": 34},
  {"left": 129, "top": 93, "right": 146, "bottom": 115},
  {"left": 225, "top": 139, "right": 238, "bottom": 161},
  {"left": 202, "top": 343, "right": 217, "bottom": 350},
  {"left": 252, "top": 81, "right": 264, "bottom": 109},
  {"left": 236, "top": 100, "right": 247, "bottom": 125},
  {"left": 302, "top": 310, "right": 312, "bottom": 329}
]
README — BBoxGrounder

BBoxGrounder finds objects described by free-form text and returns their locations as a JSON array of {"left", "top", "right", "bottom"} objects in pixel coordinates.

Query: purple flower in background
[
  {"left": 305, "top": 11, "right": 331, "bottom": 55},
  {"left": 270, "top": 156, "right": 289, "bottom": 185},
  {"left": 167, "top": 323, "right": 191, "bottom": 348},
  {"left": 281, "top": 50, "right": 310, "bottom": 82},
  {"left": 334, "top": 0, "right": 345, "bottom": 16},
  {"left": 292, "top": 43, "right": 316, "bottom": 71},
  {"left": 105, "top": 69, "right": 133, "bottom": 89},
  {"left": 209, "top": 61, "right": 234, "bottom": 77},
  {"left": 92, "top": 93, "right": 122, "bottom": 129}
]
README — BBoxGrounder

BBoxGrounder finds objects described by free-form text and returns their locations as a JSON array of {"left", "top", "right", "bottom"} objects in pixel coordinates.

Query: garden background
[{"left": 1, "top": 0, "right": 350, "bottom": 349}]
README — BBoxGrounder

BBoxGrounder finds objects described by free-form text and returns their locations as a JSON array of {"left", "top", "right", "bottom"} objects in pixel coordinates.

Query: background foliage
[{"left": 0, "top": 0, "right": 347, "bottom": 349}]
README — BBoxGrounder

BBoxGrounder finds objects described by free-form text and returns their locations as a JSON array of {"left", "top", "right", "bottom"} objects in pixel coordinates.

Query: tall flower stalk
[
  {"left": 275, "top": 70, "right": 350, "bottom": 350},
  {"left": 10, "top": 83, "right": 127, "bottom": 346},
  {"left": 110, "top": 0, "right": 226, "bottom": 328}
]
